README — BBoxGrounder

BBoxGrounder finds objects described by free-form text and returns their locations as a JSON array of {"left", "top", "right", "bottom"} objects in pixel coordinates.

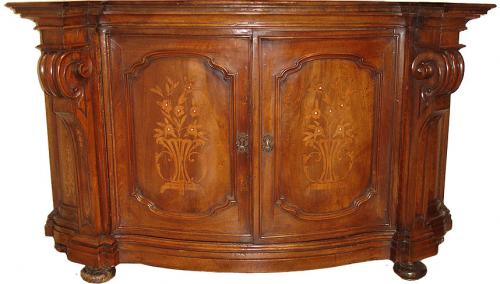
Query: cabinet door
[
  {"left": 105, "top": 32, "right": 252, "bottom": 242},
  {"left": 258, "top": 31, "right": 401, "bottom": 242}
]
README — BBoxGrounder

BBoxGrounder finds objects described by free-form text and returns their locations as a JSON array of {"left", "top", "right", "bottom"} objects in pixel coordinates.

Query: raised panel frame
[
  {"left": 274, "top": 54, "right": 382, "bottom": 221},
  {"left": 102, "top": 30, "right": 253, "bottom": 242},
  {"left": 256, "top": 30, "right": 404, "bottom": 243},
  {"left": 125, "top": 51, "right": 238, "bottom": 220}
]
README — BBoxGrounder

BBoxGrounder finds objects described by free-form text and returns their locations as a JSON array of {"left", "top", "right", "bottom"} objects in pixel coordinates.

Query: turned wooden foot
[
  {"left": 81, "top": 266, "right": 116, "bottom": 283},
  {"left": 393, "top": 261, "right": 427, "bottom": 280}
]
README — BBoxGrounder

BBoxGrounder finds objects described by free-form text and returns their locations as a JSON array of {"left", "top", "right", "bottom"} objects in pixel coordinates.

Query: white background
[{"left": 0, "top": 1, "right": 498, "bottom": 283}]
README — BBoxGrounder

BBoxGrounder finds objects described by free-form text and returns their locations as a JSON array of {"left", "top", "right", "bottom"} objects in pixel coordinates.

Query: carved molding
[
  {"left": 394, "top": 50, "right": 458, "bottom": 262},
  {"left": 125, "top": 51, "right": 234, "bottom": 81},
  {"left": 426, "top": 199, "right": 451, "bottom": 226},
  {"left": 38, "top": 48, "right": 95, "bottom": 232},
  {"left": 277, "top": 187, "right": 377, "bottom": 221},
  {"left": 411, "top": 49, "right": 464, "bottom": 102},
  {"left": 38, "top": 50, "right": 92, "bottom": 99},
  {"left": 391, "top": 228, "right": 411, "bottom": 261},
  {"left": 132, "top": 187, "right": 236, "bottom": 220},
  {"left": 276, "top": 54, "right": 380, "bottom": 83}
]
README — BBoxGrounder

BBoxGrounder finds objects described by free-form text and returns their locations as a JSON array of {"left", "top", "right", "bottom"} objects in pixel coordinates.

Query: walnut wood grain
[{"left": 6, "top": 1, "right": 495, "bottom": 282}]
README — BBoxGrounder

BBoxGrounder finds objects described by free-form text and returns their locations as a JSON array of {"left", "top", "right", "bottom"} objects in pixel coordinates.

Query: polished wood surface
[
  {"left": 6, "top": 1, "right": 495, "bottom": 282},
  {"left": 108, "top": 36, "right": 252, "bottom": 242}
]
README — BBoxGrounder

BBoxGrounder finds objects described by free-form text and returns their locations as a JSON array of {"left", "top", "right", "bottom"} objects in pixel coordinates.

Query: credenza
[{"left": 6, "top": 1, "right": 495, "bottom": 282}]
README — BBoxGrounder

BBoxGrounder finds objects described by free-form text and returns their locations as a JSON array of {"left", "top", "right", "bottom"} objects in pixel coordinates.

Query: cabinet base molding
[{"left": 46, "top": 213, "right": 449, "bottom": 276}]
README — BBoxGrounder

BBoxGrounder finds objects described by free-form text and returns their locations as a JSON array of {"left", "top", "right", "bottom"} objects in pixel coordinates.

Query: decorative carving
[
  {"left": 38, "top": 50, "right": 92, "bottom": 99},
  {"left": 277, "top": 187, "right": 376, "bottom": 220},
  {"left": 426, "top": 198, "right": 452, "bottom": 233},
  {"left": 37, "top": 48, "right": 94, "bottom": 230},
  {"left": 126, "top": 51, "right": 234, "bottom": 82},
  {"left": 132, "top": 188, "right": 235, "bottom": 220},
  {"left": 151, "top": 76, "right": 208, "bottom": 193},
  {"left": 411, "top": 49, "right": 464, "bottom": 102}
]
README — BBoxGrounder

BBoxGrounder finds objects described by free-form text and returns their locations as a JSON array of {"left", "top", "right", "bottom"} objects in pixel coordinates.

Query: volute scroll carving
[
  {"left": 411, "top": 49, "right": 464, "bottom": 102},
  {"left": 38, "top": 49, "right": 95, "bottom": 231},
  {"left": 38, "top": 50, "right": 92, "bottom": 99}
]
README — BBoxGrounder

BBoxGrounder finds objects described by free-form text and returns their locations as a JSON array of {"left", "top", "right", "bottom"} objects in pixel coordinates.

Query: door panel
[
  {"left": 106, "top": 34, "right": 251, "bottom": 242},
  {"left": 259, "top": 33, "right": 399, "bottom": 242},
  {"left": 276, "top": 55, "right": 378, "bottom": 219}
]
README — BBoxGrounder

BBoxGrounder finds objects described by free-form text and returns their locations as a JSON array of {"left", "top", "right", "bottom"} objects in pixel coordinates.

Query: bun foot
[
  {"left": 81, "top": 266, "right": 116, "bottom": 283},
  {"left": 393, "top": 261, "right": 427, "bottom": 280}
]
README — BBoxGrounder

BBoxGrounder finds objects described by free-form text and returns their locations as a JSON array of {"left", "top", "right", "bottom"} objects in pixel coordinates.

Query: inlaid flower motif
[
  {"left": 311, "top": 108, "right": 321, "bottom": 120},
  {"left": 150, "top": 86, "right": 164, "bottom": 97},
  {"left": 158, "top": 99, "right": 172, "bottom": 113},
  {"left": 303, "top": 121, "right": 326, "bottom": 146},
  {"left": 183, "top": 77, "right": 194, "bottom": 91},
  {"left": 311, "top": 124, "right": 325, "bottom": 138},
  {"left": 187, "top": 122, "right": 207, "bottom": 140},
  {"left": 151, "top": 76, "right": 208, "bottom": 192},
  {"left": 336, "top": 95, "right": 348, "bottom": 111},
  {"left": 187, "top": 123, "right": 200, "bottom": 136},
  {"left": 174, "top": 105, "right": 185, "bottom": 117},
  {"left": 190, "top": 105, "right": 199, "bottom": 117},
  {"left": 164, "top": 77, "right": 179, "bottom": 96},
  {"left": 332, "top": 122, "right": 354, "bottom": 139},
  {"left": 301, "top": 82, "right": 356, "bottom": 185},
  {"left": 164, "top": 123, "right": 176, "bottom": 136}
]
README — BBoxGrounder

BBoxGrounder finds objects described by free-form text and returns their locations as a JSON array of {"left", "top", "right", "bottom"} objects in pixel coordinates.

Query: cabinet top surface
[
  {"left": 6, "top": 0, "right": 496, "bottom": 10},
  {"left": 6, "top": 0, "right": 495, "bottom": 27}
]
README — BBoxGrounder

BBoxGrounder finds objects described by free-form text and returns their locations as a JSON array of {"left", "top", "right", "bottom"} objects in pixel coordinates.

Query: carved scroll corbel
[
  {"left": 411, "top": 49, "right": 464, "bottom": 103},
  {"left": 38, "top": 50, "right": 92, "bottom": 99},
  {"left": 37, "top": 49, "right": 95, "bottom": 232}
]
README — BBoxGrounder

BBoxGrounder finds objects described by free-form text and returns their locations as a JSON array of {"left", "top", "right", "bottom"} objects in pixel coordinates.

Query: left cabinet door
[{"left": 104, "top": 32, "right": 252, "bottom": 242}]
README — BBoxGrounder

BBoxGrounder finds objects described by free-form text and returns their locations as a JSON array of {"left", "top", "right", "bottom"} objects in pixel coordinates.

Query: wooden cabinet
[{"left": 7, "top": 1, "right": 494, "bottom": 283}]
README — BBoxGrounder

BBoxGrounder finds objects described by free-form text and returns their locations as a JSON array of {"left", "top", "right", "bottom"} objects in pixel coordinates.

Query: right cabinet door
[{"left": 259, "top": 31, "right": 401, "bottom": 243}]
